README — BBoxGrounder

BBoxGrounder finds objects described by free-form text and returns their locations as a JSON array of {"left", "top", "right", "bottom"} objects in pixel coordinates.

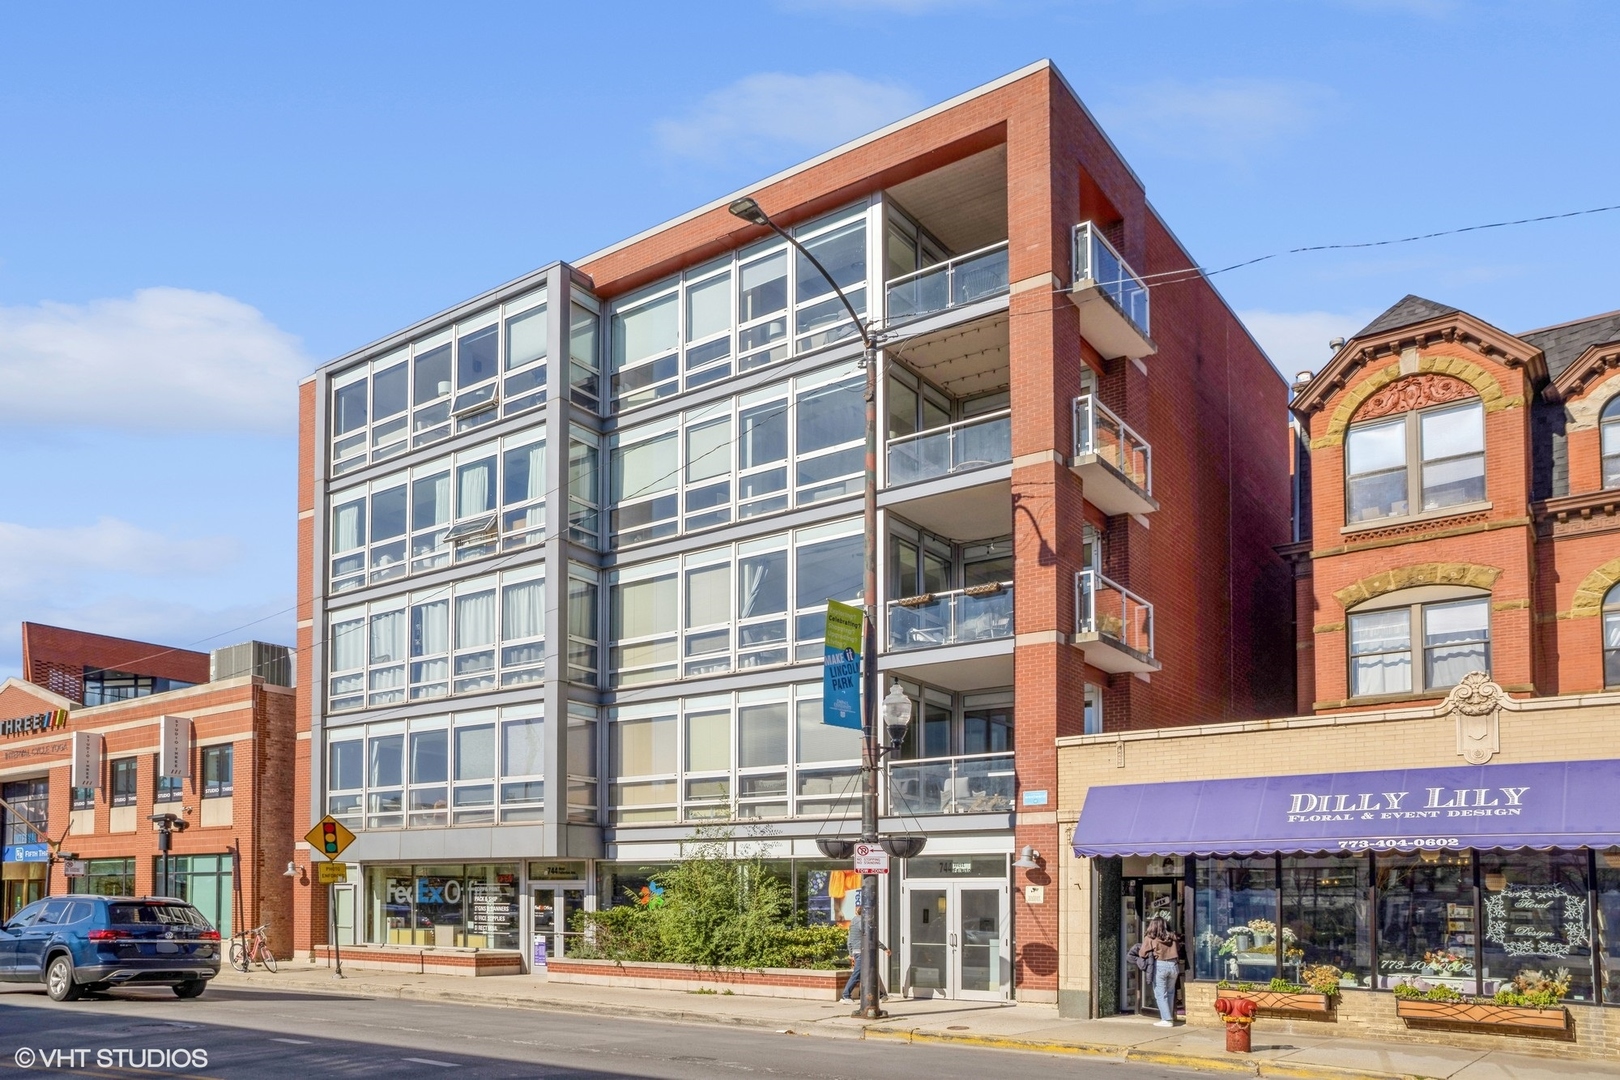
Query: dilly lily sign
[{"left": 822, "top": 600, "right": 863, "bottom": 731}]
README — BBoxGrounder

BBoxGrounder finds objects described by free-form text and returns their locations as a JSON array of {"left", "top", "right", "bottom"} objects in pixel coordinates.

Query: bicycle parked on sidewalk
[{"left": 229, "top": 924, "right": 278, "bottom": 973}]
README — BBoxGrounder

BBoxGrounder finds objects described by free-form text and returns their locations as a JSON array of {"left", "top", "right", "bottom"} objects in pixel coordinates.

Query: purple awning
[{"left": 1071, "top": 759, "right": 1620, "bottom": 857}]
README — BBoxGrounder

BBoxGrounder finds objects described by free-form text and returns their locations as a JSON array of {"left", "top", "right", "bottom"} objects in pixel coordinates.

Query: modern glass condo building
[{"left": 293, "top": 60, "right": 1295, "bottom": 1000}]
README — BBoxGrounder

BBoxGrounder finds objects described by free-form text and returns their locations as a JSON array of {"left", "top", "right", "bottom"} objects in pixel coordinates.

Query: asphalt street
[{"left": 0, "top": 983, "right": 1208, "bottom": 1080}]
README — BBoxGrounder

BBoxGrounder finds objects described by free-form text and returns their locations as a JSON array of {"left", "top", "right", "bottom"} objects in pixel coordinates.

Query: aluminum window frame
[{"left": 1347, "top": 589, "right": 1492, "bottom": 699}]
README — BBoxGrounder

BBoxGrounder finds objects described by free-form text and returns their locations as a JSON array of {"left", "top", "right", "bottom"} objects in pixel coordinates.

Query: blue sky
[{"left": 1, "top": 1, "right": 1616, "bottom": 678}]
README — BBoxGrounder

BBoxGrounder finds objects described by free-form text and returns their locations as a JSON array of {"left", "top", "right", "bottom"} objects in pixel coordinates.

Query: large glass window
[
  {"left": 201, "top": 745, "right": 233, "bottom": 799},
  {"left": 609, "top": 704, "right": 677, "bottom": 824},
  {"left": 500, "top": 706, "right": 545, "bottom": 823},
  {"left": 110, "top": 758, "right": 137, "bottom": 808},
  {"left": 1344, "top": 398, "right": 1484, "bottom": 523},
  {"left": 1348, "top": 592, "right": 1490, "bottom": 698},
  {"left": 1598, "top": 849, "right": 1620, "bottom": 1004},
  {"left": 329, "top": 289, "right": 552, "bottom": 472},
  {"left": 1604, "top": 582, "right": 1620, "bottom": 689},
  {"left": 1373, "top": 851, "right": 1475, "bottom": 990},
  {"left": 1602, "top": 395, "right": 1620, "bottom": 489},
  {"left": 606, "top": 202, "right": 869, "bottom": 413},
  {"left": 1282, "top": 855, "right": 1370, "bottom": 988},
  {"left": 1193, "top": 857, "right": 1278, "bottom": 982},
  {"left": 1479, "top": 849, "right": 1593, "bottom": 1001}
]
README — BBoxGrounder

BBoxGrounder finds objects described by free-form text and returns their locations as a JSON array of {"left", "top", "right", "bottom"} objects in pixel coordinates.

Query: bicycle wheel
[
  {"left": 229, "top": 940, "right": 248, "bottom": 973},
  {"left": 258, "top": 946, "right": 278, "bottom": 973}
]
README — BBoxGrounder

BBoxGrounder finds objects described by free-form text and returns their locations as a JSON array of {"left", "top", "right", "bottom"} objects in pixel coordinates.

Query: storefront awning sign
[{"left": 1071, "top": 759, "right": 1620, "bottom": 857}]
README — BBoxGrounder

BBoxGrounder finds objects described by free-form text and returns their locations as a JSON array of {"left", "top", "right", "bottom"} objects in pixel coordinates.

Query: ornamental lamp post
[{"left": 730, "top": 197, "right": 925, "bottom": 1019}]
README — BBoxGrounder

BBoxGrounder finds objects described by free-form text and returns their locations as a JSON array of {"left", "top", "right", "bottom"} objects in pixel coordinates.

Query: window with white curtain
[
  {"left": 501, "top": 435, "right": 546, "bottom": 551},
  {"left": 454, "top": 580, "right": 497, "bottom": 694},
  {"left": 500, "top": 569, "right": 545, "bottom": 686},
  {"left": 367, "top": 602, "right": 406, "bottom": 706},
  {"left": 331, "top": 493, "right": 367, "bottom": 592},
  {"left": 410, "top": 593, "right": 450, "bottom": 700},
  {"left": 500, "top": 705, "right": 545, "bottom": 822},
  {"left": 368, "top": 480, "right": 408, "bottom": 584},
  {"left": 411, "top": 465, "right": 452, "bottom": 573},
  {"left": 329, "top": 608, "right": 365, "bottom": 711},
  {"left": 1349, "top": 589, "right": 1491, "bottom": 698},
  {"left": 1604, "top": 582, "right": 1620, "bottom": 688}
]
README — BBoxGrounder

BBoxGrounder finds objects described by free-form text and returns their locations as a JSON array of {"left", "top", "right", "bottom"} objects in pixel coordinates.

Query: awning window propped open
[{"left": 1071, "top": 759, "right": 1620, "bottom": 858}]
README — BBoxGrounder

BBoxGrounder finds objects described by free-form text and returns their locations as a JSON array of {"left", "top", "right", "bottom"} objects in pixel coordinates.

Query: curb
[{"left": 865, "top": 1027, "right": 1413, "bottom": 1080}]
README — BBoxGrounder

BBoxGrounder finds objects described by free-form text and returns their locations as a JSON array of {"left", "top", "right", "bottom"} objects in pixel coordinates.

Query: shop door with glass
[
  {"left": 901, "top": 882, "right": 1009, "bottom": 1001},
  {"left": 531, "top": 885, "right": 585, "bottom": 970},
  {"left": 1132, "top": 878, "right": 1183, "bottom": 1017}
]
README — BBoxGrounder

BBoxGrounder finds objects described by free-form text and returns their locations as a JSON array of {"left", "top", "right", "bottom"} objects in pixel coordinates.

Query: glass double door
[
  {"left": 901, "top": 881, "right": 1009, "bottom": 1000},
  {"left": 1121, "top": 877, "right": 1183, "bottom": 1016},
  {"left": 531, "top": 884, "right": 585, "bottom": 970}
]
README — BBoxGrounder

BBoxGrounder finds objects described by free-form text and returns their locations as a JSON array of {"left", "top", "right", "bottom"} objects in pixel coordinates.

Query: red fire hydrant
[{"left": 1213, "top": 996, "right": 1256, "bottom": 1053}]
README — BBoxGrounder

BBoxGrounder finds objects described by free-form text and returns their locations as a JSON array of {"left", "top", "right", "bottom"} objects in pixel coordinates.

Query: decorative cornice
[
  {"left": 1353, "top": 373, "right": 1478, "bottom": 424},
  {"left": 1333, "top": 561, "right": 1502, "bottom": 612},
  {"left": 1549, "top": 343, "right": 1620, "bottom": 400}
]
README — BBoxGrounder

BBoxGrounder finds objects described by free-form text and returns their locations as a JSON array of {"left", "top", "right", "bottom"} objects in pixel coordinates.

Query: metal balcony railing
[
  {"left": 886, "top": 410, "right": 1011, "bottom": 487},
  {"left": 1073, "top": 222, "right": 1150, "bottom": 339},
  {"left": 886, "top": 752, "right": 1016, "bottom": 816},
  {"left": 1073, "top": 394, "right": 1152, "bottom": 495},
  {"left": 885, "top": 241, "right": 1010, "bottom": 321},
  {"left": 888, "top": 582, "right": 1014, "bottom": 651},
  {"left": 1075, "top": 570, "right": 1154, "bottom": 659}
]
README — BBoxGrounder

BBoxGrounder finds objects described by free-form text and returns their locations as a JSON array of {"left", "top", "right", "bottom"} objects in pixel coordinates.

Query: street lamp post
[{"left": 728, "top": 197, "right": 922, "bottom": 1019}]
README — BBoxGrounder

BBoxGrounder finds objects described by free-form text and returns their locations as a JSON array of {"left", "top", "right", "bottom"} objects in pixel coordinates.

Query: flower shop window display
[
  {"left": 1195, "top": 854, "right": 1372, "bottom": 989},
  {"left": 1478, "top": 850, "right": 1593, "bottom": 1001}
]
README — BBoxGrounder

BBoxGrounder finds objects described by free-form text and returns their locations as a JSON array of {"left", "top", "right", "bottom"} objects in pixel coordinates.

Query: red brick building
[
  {"left": 1289, "top": 295, "right": 1620, "bottom": 709},
  {"left": 294, "top": 60, "right": 1294, "bottom": 1000},
  {"left": 0, "top": 625, "right": 295, "bottom": 952}
]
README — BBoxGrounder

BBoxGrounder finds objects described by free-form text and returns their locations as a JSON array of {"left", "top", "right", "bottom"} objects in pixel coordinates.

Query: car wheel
[
  {"left": 173, "top": 980, "right": 206, "bottom": 999},
  {"left": 46, "top": 956, "right": 82, "bottom": 1002}
]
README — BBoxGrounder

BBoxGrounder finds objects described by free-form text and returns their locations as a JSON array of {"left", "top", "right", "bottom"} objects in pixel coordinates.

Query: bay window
[
  {"left": 1345, "top": 398, "right": 1484, "bottom": 523},
  {"left": 1348, "top": 591, "right": 1490, "bottom": 698}
]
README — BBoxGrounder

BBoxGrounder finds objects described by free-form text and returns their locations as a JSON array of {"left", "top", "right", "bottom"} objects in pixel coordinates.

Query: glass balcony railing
[
  {"left": 886, "top": 752, "right": 1015, "bottom": 816},
  {"left": 888, "top": 582, "right": 1013, "bottom": 651},
  {"left": 885, "top": 241, "right": 1010, "bottom": 321},
  {"left": 1073, "top": 394, "right": 1152, "bottom": 495},
  {"left": 1075, "top": 569, "right": 1154, "bottom": 659},
  {"left": 887, "top": 410, "right": 1011, "bottom": 487},
  {"left": 1073, "top": 222, "right": 1150, "bottom": 339}
]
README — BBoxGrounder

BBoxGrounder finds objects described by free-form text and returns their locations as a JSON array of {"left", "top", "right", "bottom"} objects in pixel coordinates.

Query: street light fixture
[{"left": 729, "top": 197, "right": 931, "bottom": 1019}]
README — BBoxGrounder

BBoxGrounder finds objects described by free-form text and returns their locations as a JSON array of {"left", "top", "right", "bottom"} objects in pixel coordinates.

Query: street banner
[
  {"left": 822, "top": 600, "right": 863, "bottom": 730},
  {"left": 159, "top": 716, "right": 192, "bottom": 779},
  {"left": 70, "top": 731, "right": 103, "bottom": 789}
]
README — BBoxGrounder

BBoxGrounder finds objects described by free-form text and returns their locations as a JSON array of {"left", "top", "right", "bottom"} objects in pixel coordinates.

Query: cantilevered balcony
[
  {"left": 886, "top": 752, "right": 1015, "bottom": 817},
  {"left": 1074, "top": 570, "right": 1158, "bottom": 674},
  {"left": 886, "top": 241, "right": 1010, "bottom": 322},
  {"left": 881, "top": 412, "right": 1011, "bottom": 541},
  {"left": 879, "top": 582, "right": 1014, "bottom": 691},
  {"left": 1071, "top": 394, "right": 1157, "bottom": 517},
  {"left": 1069, "top": 222, "right": 1154, "bottom": 361}
]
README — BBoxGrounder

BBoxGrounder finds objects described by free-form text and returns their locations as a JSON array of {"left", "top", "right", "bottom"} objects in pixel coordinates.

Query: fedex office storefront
[{"left": 1055, "top": 686, "right": 1620, "bottom": 1056}]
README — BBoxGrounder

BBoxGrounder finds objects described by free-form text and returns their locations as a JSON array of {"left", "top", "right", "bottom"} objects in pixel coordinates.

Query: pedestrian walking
[
  {"left": 840, "top": 900, "right": 888, "bottom": 1002},
  {"left": 1142, "top": 916, "right": 1182, "bottom": 1026}
]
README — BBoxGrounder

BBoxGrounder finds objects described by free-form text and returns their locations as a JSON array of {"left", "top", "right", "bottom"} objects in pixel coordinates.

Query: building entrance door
[
  {"left": 1121, "top": 877, "right": 1183, "bottom": 1017},
  {"left": 530, "top": 884, "right": 585, "bottom": 971},
  {"left": 900, "top": 881, "right": 1010, "bottom": 1001}
]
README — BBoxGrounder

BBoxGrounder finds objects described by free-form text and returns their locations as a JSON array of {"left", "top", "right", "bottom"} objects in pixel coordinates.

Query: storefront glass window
[
  {"left": 1282, "top": 855, "right": 1370, "bottom": 988},
  {"left": 366, "top": 863, "right": 518, "bottom": 949},
  {"left": 1597, "top": 849, "right": 1620, "bottom": 1004},
  {"left": 68, "top": 858, "right": 136, "bottom": 898},
  {"left": 1193, "top": 857, "right": 1277, "bottom": 982},
  {"left": 1373, "top": 851, "right": 1475, "bottom": 991},
  {"left": 1478, "top": 849, "right": 1592, "bottom": 1001}
]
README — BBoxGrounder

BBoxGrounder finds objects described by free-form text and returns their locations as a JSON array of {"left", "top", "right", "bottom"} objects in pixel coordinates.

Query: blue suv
[{"left": 2, "top": 895, "right": 221, "bottom": 1001}]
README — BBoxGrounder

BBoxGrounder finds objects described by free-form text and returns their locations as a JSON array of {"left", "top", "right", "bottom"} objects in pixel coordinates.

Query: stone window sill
[{"left": 1341, "top": 501, "right": 1492, "bottom": 535}]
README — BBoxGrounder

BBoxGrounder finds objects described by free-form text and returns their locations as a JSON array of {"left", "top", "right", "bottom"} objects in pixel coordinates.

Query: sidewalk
[{"left": 212, "top": 965, "right": 1608, "bottom": 1080}]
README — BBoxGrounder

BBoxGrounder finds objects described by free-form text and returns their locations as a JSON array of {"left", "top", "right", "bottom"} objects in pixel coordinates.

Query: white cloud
[
  {"left": 654, "top": 72, "right": 925, "bottom": 165},
  {"left": 1238, "top": 308, "right": 1378, "bottom": 378},
  {"left": 1097, "top": 78, "right": 1333, "bottom": 165},
  {"left": 0, "top": 518, "right": 238, "bottom": 593},
  {"left": 0, "top": 287, "right": 309, "bottom": 435}
]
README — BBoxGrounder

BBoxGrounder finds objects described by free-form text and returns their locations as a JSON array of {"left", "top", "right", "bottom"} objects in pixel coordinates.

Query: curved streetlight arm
[{"left": 729, "top": 198, "right": 873, "bottom": 350}]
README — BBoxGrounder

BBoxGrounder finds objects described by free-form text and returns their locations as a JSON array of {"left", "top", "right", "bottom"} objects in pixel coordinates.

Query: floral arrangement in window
[
  {"left": 1421, "top": 949, "right": 1473, "bottom": 976},
  {"left": 1245, "top": 918, "right": 1276, "bottom": 936},
  {"left": 1493, "top": 968, "right": 1570, "bottom": 1009}
]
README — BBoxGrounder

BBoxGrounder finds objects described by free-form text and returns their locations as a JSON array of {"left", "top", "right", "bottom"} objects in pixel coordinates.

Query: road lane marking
[
  {"left": 401, "top": 1057, "right": 457, "bottom": 1067},
  {"left": 270, "top": 1038, "right": 315, "bottom": 1045}
]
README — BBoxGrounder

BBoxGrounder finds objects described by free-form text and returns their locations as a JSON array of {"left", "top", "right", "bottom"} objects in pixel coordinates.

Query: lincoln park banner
[{"left": 822, "top": 600, "right": 863, "bottom": 731}]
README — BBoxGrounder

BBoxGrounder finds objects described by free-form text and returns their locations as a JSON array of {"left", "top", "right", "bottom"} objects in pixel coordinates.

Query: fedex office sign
[{"left": 1287, "top": 786, "right": 1530, "bottom": 823}]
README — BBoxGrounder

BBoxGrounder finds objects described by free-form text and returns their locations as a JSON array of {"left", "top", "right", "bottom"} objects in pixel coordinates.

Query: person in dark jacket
[{"left": 1143, "top": 916, "right": 1182, "bottom": 1025}]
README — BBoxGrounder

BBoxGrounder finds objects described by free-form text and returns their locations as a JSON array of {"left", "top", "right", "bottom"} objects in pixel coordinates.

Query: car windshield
[{"left": 107, "top": 903, "right": 209, "bottom": 928}]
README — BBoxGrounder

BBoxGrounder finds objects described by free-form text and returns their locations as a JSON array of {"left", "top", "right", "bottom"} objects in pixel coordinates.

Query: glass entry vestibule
[
  {"left": 899, "top": 856, "right": 1011, "bottom": 1001},
  {"left": 531, "top": 882, "right": 586, "bottom": 969}
]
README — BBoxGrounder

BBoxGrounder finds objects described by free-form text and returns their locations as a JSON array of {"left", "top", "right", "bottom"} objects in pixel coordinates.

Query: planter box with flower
[
  {"left": 1392, "top": 969, "right": 1572, "bottom": 1037},
  {"left": 1216, "top": 965, "right": 1342, "bottom": 1018}
]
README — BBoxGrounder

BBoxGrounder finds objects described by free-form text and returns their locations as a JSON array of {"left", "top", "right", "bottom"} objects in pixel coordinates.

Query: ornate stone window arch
[
  {"left": 1342, "top": 376, "right": 1485, "bottom": 525},
  {"left": 1346, "top": 584, "right": 1491, "bottom": 699}
]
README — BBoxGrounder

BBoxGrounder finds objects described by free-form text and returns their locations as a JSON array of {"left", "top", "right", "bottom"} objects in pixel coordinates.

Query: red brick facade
[
  {"left": 1293, "top": 301, "right": 1620, "bottom": 710},
  {"left": 21, "top": 622, "right": 209, "bottom": 704}
]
